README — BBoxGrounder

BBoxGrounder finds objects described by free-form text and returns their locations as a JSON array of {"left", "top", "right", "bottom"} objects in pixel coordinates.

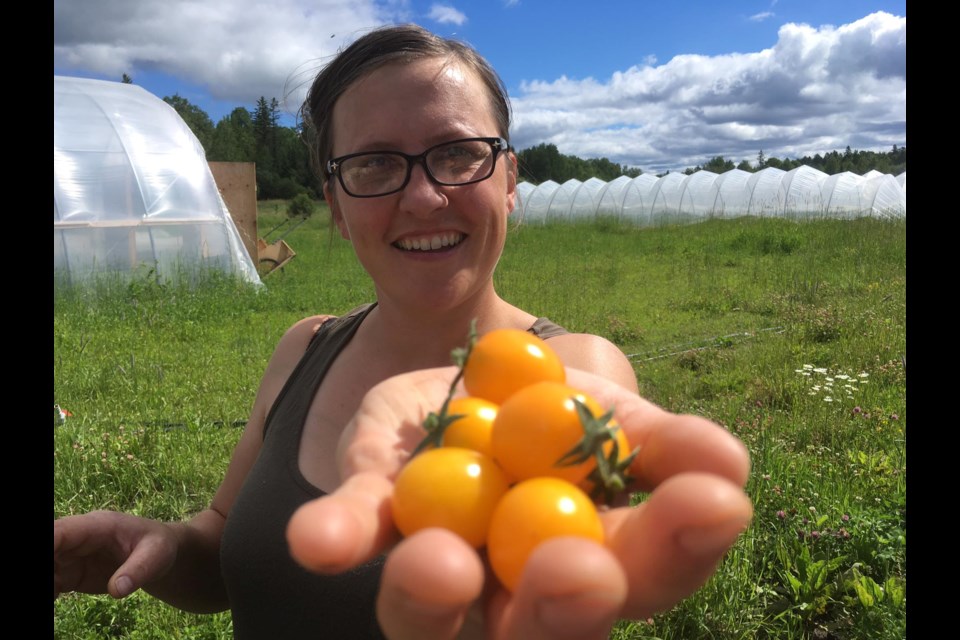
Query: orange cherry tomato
[
  {"left": 442, "top": 396, "right": 499, "bottom": 459},
  {"left": 491, "top": 381, "right": 625, "bottom": 486},
  {"left": 463, "top": 328, "right": 566, "bottom": 405},
  {"left": 487, "top": 477, "right": 604, "bottom": 592},
  {"left": 391, "top": 447, "right": 509, "bottom": 549}
]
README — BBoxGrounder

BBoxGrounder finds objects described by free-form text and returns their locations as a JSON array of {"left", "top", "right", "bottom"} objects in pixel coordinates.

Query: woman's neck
[{"left": 358, "top": 290, "right": 535, "bottom": 372}]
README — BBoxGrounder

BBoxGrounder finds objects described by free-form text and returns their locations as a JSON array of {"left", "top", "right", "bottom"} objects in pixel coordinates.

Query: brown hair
[{"left": 301, "top": 24, "right": 512, "bottom": 189}]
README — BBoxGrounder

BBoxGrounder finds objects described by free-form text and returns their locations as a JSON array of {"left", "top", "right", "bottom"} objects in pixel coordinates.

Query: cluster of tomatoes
[{"left": 391, "top": 326, "right": 637, "bottom": 592}]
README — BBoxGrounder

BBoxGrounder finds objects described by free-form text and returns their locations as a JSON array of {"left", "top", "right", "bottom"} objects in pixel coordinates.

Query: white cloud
[
  {"left": 428, "top": 4, "right": 467, "bottom": 26},
  {"left": 749, "top": 12, "right": 774, "bottom": 22},
  {"left": 53, "top": 3, "right": 905, "bottom": 174},
  {"left": 509, "top": 11, "right": 905, "bottom": 173},
  {"left": 53, "top": 0, "right": 404, "bottom": 109}
]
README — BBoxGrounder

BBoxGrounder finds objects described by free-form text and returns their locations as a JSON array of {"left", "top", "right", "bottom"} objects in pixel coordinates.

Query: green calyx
[{"left": 557, "top": 397, "right": 639, "bottom": 505}]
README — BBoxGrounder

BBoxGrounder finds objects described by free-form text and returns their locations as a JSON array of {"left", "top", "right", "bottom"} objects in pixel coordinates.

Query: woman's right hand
[
  {"left": 54, "top": 510, "right": 179, "bottom": 600},
  {"left": 288, "top": 366, "right": 753, "bottom": 640}
]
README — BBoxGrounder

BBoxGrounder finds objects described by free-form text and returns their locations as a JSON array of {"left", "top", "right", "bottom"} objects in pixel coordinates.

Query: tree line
[
  {"left": 686, "top": 146, "right": 906, "bottom": 179},
  {"left": 161, "top": 91, "right": 906, "bottom": 199},
  {"left": 518, "top": 143, "right": 906, "bottom": 185}
]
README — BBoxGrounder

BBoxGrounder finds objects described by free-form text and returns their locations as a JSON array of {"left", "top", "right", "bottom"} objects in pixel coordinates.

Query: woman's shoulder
[
  {"left": 260, "top": 315, "right": 336, "bottom": 378},
  {"left": 282, "top": 314, "right": 339, "bottom": 346},
  {"left": 277, "top": 304, "right": 377, "bottom": 354},
  {"left": 543, "top": 331, "right": 639, "bottom": 393}
]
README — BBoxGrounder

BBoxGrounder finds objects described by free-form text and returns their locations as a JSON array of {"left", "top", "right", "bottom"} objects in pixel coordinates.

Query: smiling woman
[{"left": 54, "top": 23, "right": 752, "bottom": 640}]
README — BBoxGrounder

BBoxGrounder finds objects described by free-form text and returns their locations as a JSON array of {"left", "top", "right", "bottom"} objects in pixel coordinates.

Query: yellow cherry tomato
[
  {"left": 487, "top": 477, "right": 605, "bottom": 592},
  {"left": 442, "top": 396, "right": 499, "bottom": 459},
  {"left": 391, "top": 447, "right": 509, "bottom": 549},
  {"left": 463, "top": 328, "right": 566, "bottom": 405},
  {"left": 491, "top": 381, "right": 626, "bottom": 486}
]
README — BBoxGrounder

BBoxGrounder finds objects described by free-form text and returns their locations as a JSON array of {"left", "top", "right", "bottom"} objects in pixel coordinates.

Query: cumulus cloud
[
  {"left": 53, "top": 0, "right": 401, "bottom": 109},
  {"left": 53, "top": 2, "right": 905, "bottom": 174},
  {"left": 509, "top": 11, "right": 905, "bottom": 174},
  {"left": 428, "top": 4, "right": 467, "bottom": 25}
]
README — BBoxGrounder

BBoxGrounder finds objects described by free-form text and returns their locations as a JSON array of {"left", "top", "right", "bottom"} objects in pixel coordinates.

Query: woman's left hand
[{"left": 287, "top": 366, "right": 753, "bottom": 640}]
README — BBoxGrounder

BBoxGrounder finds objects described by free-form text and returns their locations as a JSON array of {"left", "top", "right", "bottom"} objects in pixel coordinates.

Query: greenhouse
[
  {"left": 513, "top": 166, "right": 906, "bottom": 224},
  {"left": 54, "top": 76, "right": 260, "bottom": 286}
]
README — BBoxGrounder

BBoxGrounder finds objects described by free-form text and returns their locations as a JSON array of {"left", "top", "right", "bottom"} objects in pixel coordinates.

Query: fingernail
[
  {"left": 676, "top": 518, "right": 750, "bottom": 557},
  {"left": 536, "top": 593, "right": 620, "bottom": 638},
  {"left": 115, "top": 576, "right": 134, "bottom": 598}
]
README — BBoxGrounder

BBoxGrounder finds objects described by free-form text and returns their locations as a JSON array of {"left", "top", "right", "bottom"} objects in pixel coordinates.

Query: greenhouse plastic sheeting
[
  {"left": 54, "top": 76, "right": 260, "bottom": 285},
  {"left": 512, "top": 166, "right": 906, "bottom": 225}
]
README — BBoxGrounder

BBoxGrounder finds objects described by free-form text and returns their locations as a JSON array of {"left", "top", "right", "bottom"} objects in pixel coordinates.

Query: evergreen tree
[
  {"left": 252, "top": 96, "right": 281, "bottom": 173},
  {"left": 703, "top": 156, "right": 735, "bottom": 173},
  {"left": 209, "top": 108, "right": 256, "bottom": 162}
]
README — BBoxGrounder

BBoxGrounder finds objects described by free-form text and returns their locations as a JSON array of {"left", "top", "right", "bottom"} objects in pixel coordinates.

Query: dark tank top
[{"left": 220, "top": 303, "right": 569, "bottom": 638}]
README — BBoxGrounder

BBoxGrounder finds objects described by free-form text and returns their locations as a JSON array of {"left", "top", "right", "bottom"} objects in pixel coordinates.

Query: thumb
[{"left": 107, "top": 529, "right": 179, "bottom": 599}]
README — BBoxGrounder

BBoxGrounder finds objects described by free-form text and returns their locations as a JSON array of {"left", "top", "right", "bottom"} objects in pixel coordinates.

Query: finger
[
  {"left": 563, "top": 369, "right": 751, "bottom": 489},
  {"left": 54, "top": 512, "right": 175, "bottom": 599},
  {"left": 486, "top": 537, "right": 627, "bottom": 640},
  {"left": 604, "top": 472, "right": 753, "bottom": 619},
  {"left": 376, "top": 528, "right": 485, "bottom": 640},
  {"left": 105, "top": 532, "right": 177, "bottom": 599},
  {"left": 287, "top": 472, "right": 398, "bottom": 573},
  {"left": 626, "top": 412, "right": 751, "bottom": 491}
]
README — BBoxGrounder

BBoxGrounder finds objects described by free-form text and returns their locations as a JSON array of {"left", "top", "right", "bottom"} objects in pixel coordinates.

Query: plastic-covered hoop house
[
  {"left": 514, "top": 166, "right": 906, "bottom": 224},
  {"left": 54, "top": 76, "right": 260, "bottom": 286}
]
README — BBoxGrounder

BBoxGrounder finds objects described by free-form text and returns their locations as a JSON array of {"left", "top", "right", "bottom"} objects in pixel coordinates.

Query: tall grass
[{"left": 54, "top": 203, "right": 905, "bottom": 639}]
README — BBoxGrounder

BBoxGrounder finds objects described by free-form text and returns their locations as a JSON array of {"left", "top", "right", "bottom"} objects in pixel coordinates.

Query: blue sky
[{"left": 54, "top": 1, "right": 906, "bottom": 174}]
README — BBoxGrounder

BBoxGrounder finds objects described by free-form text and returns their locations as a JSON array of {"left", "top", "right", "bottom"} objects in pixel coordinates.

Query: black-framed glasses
[{"left": 326, "top": 137, "right": 510, "bottom": 198}]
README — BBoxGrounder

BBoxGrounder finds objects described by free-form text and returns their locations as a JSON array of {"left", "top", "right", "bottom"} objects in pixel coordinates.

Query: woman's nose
[{"left": 398, "top": 162, "right": 448, "bottom": 214}]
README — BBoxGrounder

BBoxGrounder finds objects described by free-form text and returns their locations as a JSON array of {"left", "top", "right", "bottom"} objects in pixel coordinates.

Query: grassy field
[{"left": 54, "top": 201, "right": 906, "bottom": 639}]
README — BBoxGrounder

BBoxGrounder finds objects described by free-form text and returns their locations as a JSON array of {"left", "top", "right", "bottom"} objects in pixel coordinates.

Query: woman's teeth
[{"left": 396, "top": 233, "right": 463, "bottom": 251}]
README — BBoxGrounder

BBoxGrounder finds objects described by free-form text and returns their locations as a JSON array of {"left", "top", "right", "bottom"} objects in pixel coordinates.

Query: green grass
[{"left": 54, "top": 204, "right": 906, "bottom": 639}]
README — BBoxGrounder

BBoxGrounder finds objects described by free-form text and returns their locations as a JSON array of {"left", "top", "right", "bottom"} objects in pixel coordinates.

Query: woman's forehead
[{"left": 331, "top": 58, "right": 495, "bottom": 150}]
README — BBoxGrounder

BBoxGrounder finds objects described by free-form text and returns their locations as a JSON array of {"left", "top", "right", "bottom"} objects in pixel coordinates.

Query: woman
[{"left": 54, "top": 24, "right": 752, "bottom": 639}]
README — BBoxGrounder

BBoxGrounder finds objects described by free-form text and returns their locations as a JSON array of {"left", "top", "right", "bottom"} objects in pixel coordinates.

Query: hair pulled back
[{"left": 302, "top": 24, "right": 511, "bottom": 187}]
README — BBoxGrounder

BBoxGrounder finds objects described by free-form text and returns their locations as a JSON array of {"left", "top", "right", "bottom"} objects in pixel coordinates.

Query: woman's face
[{"left": 324, "top": 57, "right": 517, "bottom": 313}]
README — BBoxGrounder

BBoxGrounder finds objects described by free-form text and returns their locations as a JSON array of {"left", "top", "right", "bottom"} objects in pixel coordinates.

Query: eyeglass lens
[{"left": 337, "top": 138, "right": 499, "bottom": 196}]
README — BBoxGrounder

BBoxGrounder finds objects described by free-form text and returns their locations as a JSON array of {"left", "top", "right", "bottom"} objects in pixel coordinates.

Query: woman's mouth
[{"left": 394, "top": 232, "right": 465, "bottom": 252}]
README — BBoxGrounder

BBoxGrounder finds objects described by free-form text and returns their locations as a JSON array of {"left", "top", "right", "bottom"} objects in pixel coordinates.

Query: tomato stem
[{"left": 411, "top": 320, "right": 479, "bottom": 456}]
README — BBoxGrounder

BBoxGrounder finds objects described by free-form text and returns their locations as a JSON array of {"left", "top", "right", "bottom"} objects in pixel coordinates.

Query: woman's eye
[{"left": 358, "top": 155, "right": 390, "bottom": 169}]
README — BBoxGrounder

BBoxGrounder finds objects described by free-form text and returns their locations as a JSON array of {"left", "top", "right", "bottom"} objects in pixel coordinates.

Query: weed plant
[{"left": 54, "top": 204, "right": 906, "bottom": 639}]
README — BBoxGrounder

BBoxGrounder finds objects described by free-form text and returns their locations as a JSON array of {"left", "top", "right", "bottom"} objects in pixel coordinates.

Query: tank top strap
[
  {"left": 528, "top": 317, "right": 569, "bottom": 340},
  {"left": 263, "top": 303, "right": 377, "bottom": 439}
]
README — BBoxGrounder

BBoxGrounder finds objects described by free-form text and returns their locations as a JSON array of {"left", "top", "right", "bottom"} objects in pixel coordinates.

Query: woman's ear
[
  {"left": 324, "top": 182, "right": 350, "bottom": 239},
  {"left": 505, "top": 152, "right": 518, "bottom": 213}
]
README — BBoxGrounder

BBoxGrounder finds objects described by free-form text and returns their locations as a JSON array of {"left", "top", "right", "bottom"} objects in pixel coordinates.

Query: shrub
[{"left": 288, "top": 193, "right": 316, "bottom": 218}]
